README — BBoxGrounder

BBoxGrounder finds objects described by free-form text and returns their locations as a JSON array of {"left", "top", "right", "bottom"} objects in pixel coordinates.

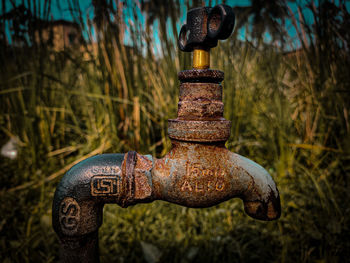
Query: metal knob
[{"left": 178, "top": 4, "right": 235, "bottom": 69}]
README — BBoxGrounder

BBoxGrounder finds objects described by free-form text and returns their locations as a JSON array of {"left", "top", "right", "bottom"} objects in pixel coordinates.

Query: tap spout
[{"left": 151, "top": 141, "right": 280, "bottom": 220}]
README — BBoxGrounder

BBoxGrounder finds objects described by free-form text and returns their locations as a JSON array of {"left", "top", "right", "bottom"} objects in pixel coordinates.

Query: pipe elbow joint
[
  {"left": 52, "top": 152, "right": 154, "bottom": 262},
  {"left": 52, "top": 152, "right": 154, "bottom": 239}
]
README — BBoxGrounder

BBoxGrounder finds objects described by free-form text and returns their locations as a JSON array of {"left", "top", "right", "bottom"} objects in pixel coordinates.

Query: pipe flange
[{"left": 168, "top": 119, "right": 231, "bottom": 142}]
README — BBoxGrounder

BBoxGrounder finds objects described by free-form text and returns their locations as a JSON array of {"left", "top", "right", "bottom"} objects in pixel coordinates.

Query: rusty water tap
[{"left": 52, "top": 4, "right": 281, "bottom": 262}]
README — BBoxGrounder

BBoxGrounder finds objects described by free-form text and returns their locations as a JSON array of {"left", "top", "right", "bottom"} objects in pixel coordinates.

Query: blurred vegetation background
[{"left": 0, "top": 0, "right": 349, "bottom": 262}]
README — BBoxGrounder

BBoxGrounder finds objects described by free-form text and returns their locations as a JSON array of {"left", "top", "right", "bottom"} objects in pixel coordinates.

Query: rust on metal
[
  {"left": 180, "top": 82, "right": 222, "bottom": 101},
  {"left": 169, "top": 67, "right": 230, "bottom": 142},
  {"left": 178, "top": 69, "right": 224, "bottom": 83},
  {"left": 178, "top": 5, "right": 235, "bottom": 53},
  {"left": 151, "top": 140, "right": 280, "bottom": 220},
  {"left": 52, "top": 4, "right": 281, "bottom": 262},
  {"left": 168, "top": 119, "right": 231, "bottom": 142},
  {"left": 122, "top": 151, "right": 137, "bottom": 207},
  {"left": 133, "top": 153, "right": 153, "bottom": 200}
]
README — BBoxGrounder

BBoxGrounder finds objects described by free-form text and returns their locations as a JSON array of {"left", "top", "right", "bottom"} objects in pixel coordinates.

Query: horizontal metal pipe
[{"left": 53, "top": 143, "right": 280, "bottom": 261}]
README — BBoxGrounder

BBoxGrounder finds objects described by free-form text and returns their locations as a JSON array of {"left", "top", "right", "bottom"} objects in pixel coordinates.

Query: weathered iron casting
[
  {"left": 52, "top": 4, "right": 280, "bottom": 262},
  {"left": 178, "top": 4, "right": 235, "bottom": 52}
]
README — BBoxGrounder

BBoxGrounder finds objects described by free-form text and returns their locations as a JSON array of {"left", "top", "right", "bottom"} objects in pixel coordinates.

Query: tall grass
[{"left": 0, "top": 0, "right": 349, "bottom": 262}]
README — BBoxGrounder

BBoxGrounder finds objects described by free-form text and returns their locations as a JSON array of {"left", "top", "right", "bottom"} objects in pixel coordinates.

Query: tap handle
[{"left": 178, "top": 4, "right": 235, "bottom": 52}]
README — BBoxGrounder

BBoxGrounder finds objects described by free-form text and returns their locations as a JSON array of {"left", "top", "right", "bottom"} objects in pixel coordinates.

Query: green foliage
[{"left": 0, "top": 0, "right": 349, "bottom": 262}]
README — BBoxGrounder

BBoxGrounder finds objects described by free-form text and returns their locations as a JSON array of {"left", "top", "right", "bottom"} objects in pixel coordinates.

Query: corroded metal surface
[
  {"left": 52, "top": 4, "right": 281, "bottom": 262},
  {"left": 178, "top": 69, "right": 224, "bottom": 83},
  {"left": 168, "top": 68, "right": 230, "bottom": 142},
  {"left": 207, "top": 5, "right": 235, "bottom": 40},
  {"left": 52, "top": 153, "right": 154, "bottom": 262},
  {"left": 178, "top": 5, "right": 235, "bottom": 52},
  {"left": 168, "top": 119, "right": 231, "bottom": 142},
  {"left": 178, "top": 7, "right": 215, "bottom": 52},
  {"left": 180, "top": 82, "right": 222, "bottom": 101},
  {"left": 151, "top": 141, "right": 280, "bottom": 220}
]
